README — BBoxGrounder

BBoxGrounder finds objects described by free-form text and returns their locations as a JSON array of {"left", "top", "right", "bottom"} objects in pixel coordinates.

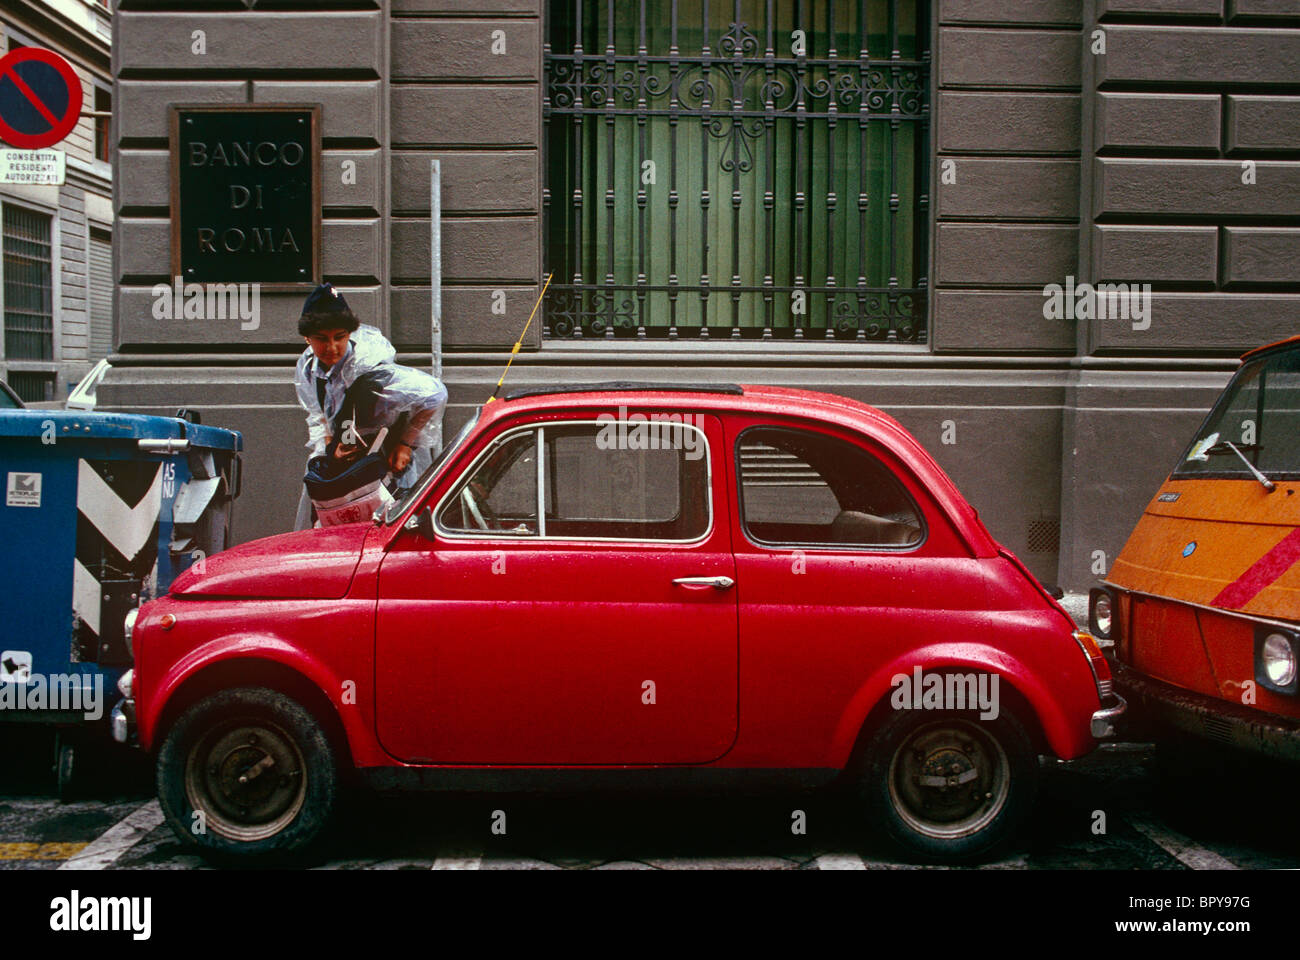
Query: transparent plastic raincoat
[{"left": 292, "top": 324, "right": 447, "bottom": 529}]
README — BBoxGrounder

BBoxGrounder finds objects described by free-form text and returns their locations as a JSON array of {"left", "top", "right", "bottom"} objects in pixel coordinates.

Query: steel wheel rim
[
  {"left": 184, "top": 720, "right": 307, "bottom": 843},
  {"left": 886, "top": 718, "right": 1011, "bottom": 841}
]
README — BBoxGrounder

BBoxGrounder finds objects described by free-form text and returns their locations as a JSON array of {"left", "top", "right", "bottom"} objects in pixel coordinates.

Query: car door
[
  {"left": 374, "top": 413, "right": 738, "bottom": 765},
  {"left": 724, "top": 419, "right": 990, "bottom": 766}
]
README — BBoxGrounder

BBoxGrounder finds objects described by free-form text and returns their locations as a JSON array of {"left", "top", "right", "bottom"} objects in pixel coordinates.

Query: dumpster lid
[{"left": 0, "top": 409, "right": 242, "bottom": 451}]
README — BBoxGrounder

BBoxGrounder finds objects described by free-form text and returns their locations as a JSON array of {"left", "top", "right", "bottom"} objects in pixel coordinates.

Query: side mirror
[{"left": 407, "top": 505, "right": 436, "bottom": 541}]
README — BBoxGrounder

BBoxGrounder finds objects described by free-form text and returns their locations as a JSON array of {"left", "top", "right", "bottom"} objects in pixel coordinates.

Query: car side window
[
  {"left": 737, "top": 426, "right": 923, "bottom": 548},
  {"left": 437, "top": 421, "right": 711, "bottom": 541},
  {"left": 543, "top": 423, "right": 710, "bottom": 541},
  {"left": 438, "top": 430, "right": 539, "bottom": 535}
]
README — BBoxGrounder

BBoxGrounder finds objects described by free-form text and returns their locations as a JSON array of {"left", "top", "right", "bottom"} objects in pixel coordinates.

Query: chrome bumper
[
  {"left": 111, "top": 698, "right": 135, "bottom": 744},
  {"left": 1091, "top": 694, "right": 1127, "bottom": 739}
]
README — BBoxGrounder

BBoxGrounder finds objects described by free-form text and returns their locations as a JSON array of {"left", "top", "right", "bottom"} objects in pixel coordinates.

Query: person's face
[{"left": 304, "top": 328, "right": 350, "bottom": 368}]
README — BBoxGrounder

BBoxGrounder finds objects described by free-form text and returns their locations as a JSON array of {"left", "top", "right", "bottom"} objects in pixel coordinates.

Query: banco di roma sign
[{"left": 170, "top": 105, "right": 320, "bottom": 288}]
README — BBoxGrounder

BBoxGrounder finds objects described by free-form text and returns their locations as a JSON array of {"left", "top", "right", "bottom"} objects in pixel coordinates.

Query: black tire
[
  {"left": 156, "top": 687, "right": 337, "bottom": 863},
  {"left": 857, "top": 704, "right": 1038, "bottom": 863}
]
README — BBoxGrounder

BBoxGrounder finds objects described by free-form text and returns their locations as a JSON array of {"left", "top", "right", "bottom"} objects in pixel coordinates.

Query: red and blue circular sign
[{"left": 0, "top": 48, "right": 83, "bottom": 149}]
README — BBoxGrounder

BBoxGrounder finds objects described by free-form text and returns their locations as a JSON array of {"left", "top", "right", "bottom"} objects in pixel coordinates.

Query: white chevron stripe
[
  {"left": 77, "top": 460, "right": 163, "bottom": 562},
  {"left": 72, "top": 559, "right": 102, "bottom": 637}
]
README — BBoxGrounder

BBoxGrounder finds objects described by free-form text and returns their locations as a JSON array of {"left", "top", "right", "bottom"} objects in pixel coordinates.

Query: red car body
[{"left": 124, "top": 384, "right": 1117, "bottom": 860}]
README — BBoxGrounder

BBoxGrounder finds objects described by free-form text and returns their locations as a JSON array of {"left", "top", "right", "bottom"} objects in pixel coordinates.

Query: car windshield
[
  {"left": 1175, "top": 348, "right": 1300, "bottom": 481},
  {"left": 382, "top": 408, "right": 480, "bottom": 523}
]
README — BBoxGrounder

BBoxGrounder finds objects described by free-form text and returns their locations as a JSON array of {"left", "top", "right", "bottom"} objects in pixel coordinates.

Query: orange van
[{"left": 1095, "top": 336, "right": 1300, "bottom": 760}]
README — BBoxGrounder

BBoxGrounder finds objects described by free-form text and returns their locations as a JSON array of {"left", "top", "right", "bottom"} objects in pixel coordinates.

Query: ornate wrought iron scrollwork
[{"left": 543, "top": 4, "right": 930, "bottom": 344}]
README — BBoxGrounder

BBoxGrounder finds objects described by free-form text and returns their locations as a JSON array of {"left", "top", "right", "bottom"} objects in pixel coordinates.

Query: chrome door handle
[{"left": 672, "top": 576, "right": 735, "bottom": 590}]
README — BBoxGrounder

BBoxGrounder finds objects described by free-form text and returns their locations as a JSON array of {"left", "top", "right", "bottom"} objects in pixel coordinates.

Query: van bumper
[{"left": 1112, "top": 658, "right": 1300, "bottom": 764}]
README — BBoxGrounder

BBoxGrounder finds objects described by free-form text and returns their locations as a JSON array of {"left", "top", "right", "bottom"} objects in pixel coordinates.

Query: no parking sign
[{"left": 0, "top": 47, "right": 83, "bottom": 149}]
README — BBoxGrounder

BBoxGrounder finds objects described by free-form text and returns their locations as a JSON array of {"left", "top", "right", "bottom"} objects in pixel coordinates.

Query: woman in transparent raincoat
[{"left": 292, "top": 283, "right": 447, "bottom": 530}]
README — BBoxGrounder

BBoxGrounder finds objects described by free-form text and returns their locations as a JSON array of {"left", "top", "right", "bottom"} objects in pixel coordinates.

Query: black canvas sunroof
[{"left": 503, "top": 381, "right": 744, "bottom": 401}]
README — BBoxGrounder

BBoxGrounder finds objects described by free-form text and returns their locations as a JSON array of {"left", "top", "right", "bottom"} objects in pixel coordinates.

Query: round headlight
[
  {"left": 1093, "top": 595, "right": 1112, "bottom": 638},
  {"left": 1262, "top": 633, "right": 1296, "bottom": 688}
]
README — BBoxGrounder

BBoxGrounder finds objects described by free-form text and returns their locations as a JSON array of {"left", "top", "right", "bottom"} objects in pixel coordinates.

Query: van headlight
[
  {"left": 1257, "top": 630, "right": 1298, "bottom": 692},
  {"left": 123, "top": 608, "right": 138, "bottom": 658},
  {"left": 1089, "top": 588, "right": 1114, "bottom": 640}
]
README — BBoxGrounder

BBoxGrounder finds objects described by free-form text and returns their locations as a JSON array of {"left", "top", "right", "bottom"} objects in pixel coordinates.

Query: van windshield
[{"left": 1175, "top": 348, "right": 1300, "bottom": 481}]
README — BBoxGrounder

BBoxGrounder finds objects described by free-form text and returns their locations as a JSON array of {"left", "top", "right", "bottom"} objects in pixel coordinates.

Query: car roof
[
  {"left": 502, "top": 381, "right": 744, "bottom": 401},
  {"left": 1241, "top": 334, "right": 1300, "bottom": 362},
  {"left": 486, "top": 381, "right": 905, "bottom": 433}
]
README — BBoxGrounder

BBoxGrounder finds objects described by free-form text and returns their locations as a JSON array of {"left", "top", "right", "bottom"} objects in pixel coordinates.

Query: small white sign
[
  {"left": 0, "top": 149, "right": 66, "bottom": 185},
  {"left": 0, "top": 651, "right": 31, "bottom": 684},
  {"left": 6, "top": 472, "right": 41, "bottom": 507}
]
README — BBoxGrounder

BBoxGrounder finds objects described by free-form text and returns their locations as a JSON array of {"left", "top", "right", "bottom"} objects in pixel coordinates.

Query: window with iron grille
[
  {"left": 543, "top": 0, "right": 929, "bottom": 342},
  {"left": 7, "top": 371, "right": 55, "bottom": 404},
  {"left": 2, "top": 206, "right": 54, "bottom": 361}
]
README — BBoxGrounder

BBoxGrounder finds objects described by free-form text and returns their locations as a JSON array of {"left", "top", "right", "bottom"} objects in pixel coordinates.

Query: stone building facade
[
  {"left": 105, "top": 0, "right": 1300, "bottom": 590},
  {"left": 1, "top": 0, "right": 114, "bottom": 403}
]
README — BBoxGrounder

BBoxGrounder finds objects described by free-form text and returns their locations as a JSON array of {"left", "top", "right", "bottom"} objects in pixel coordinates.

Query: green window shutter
[{"left": 543, "top": 0, "right": 929, "bottom": 342}]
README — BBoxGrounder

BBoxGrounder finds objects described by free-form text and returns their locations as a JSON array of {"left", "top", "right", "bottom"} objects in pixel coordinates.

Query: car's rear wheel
[
  {"left": 859, "top": 705, "right": 1037, "bottom": 862},
  {"left": 157, "top": 687, "right": 337, "bottom": 862}
]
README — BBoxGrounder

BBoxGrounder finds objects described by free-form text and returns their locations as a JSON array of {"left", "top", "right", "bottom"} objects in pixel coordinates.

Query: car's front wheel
[
  {"left": 858, "top": 705, "right": 1037, "bottom": 862},
  {"left": 156, "top": 687, "right": 338, "bottom": 862}
]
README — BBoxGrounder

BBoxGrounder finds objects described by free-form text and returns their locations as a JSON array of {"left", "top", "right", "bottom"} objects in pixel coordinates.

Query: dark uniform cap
[{"left": 301, "top": 282, "right": 350, "bottom": 317}]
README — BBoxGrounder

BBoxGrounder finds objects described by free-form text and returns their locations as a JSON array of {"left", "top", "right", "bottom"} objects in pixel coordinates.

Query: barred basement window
[
  {"left": 2, "top": 205, "right": 54, "bottom": 361},
  {"left": 543, "top": 0, "right": 930, "bottom": 341},
  {"left": 7, "top": 371, "right": 55, "bottom": 404}
]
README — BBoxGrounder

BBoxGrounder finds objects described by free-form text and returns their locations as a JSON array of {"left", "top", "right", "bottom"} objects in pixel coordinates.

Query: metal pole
[{"left": 430, "top": 158, "right": 443, "bottom": 452}]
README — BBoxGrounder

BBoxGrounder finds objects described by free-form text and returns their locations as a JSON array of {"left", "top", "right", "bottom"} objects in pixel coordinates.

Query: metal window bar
[
  {"left": 7, "top": 371, "right": 55, "bottom": 404},
  {"left": 2, "top": 206, "right": 54, "bottom": 361},
  {"left": 543, "top": 0, "right": 929, "bottom": 342}
]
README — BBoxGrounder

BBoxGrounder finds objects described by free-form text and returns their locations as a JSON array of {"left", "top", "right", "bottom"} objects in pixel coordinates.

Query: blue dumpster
[{"left": 0, "top": 409, "right": 240, "bottom": 789}]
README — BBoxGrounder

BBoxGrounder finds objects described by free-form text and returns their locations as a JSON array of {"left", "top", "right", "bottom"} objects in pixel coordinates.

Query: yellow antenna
[{"left": 486, "top": 272, "right": 553, "bottom": 404}]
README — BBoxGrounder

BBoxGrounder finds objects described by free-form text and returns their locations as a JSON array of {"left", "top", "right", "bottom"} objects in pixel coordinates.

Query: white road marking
[
  {"left": 644, "top": 855, "right": 798, "bottom": 870},
  {"left": 1130, "top": 817, "right": 1240, "bottom": 870},
  {"left": 59, "top": 800, "right": 164, "bottom": 871},
  {"left": 814, "top": 853, "right": 867, "bottom": 870},
  {"left": 431, "top": 852, "right": 482, "bottom": 870},
  {"left": 814, "top": 851, "right": 1025, "bottom": 870},
  {"left": 480, "top": 857, "right": 563, "bottom": 870}
]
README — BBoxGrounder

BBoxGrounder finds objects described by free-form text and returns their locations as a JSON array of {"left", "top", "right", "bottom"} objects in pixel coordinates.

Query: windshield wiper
[{"left": 1220, "top": 440, "right": 1276, "bottom": 492}]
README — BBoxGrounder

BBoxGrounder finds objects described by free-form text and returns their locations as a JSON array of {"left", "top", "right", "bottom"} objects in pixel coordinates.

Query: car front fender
[{"left": 139, "top": 634, "right": 374, "bottom": 765}]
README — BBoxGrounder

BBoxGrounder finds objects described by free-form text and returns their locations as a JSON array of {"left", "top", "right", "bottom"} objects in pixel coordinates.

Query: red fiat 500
[{"left": 117, "top": 384, "right": 1121, "bottom": 862}]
